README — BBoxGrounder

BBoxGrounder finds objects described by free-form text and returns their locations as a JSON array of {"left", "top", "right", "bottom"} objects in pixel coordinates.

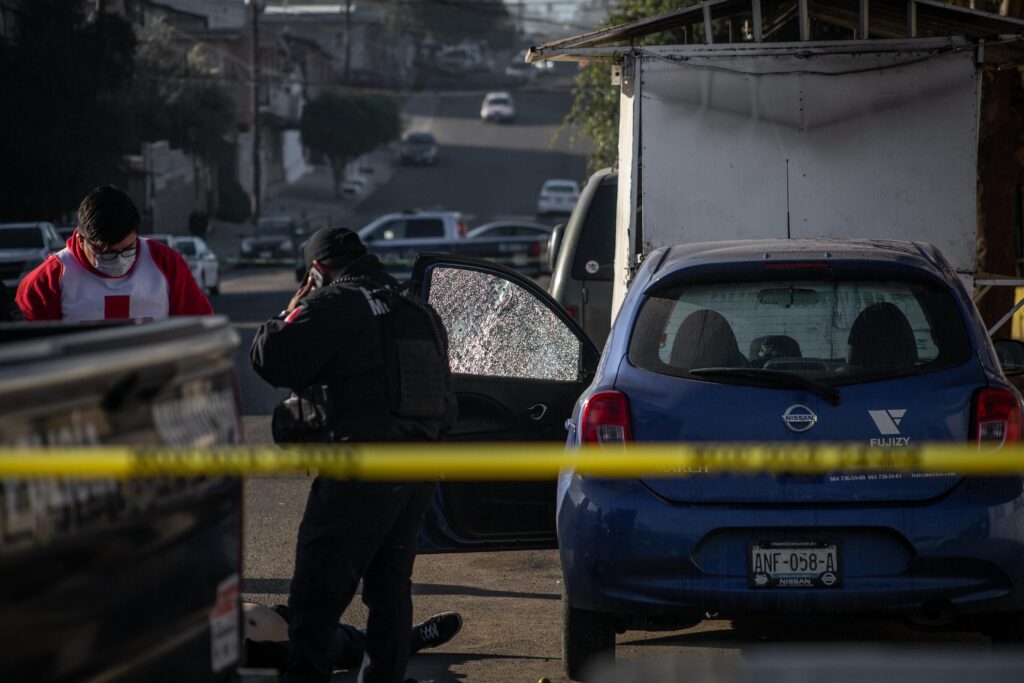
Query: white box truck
[{"left": 531, "top": 1, "right": 1024, "bottom": 332}]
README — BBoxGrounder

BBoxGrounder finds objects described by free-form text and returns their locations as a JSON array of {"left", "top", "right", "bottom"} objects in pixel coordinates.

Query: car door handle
[{"left": 528, "top": 403, "right": 548, "bottom": 421}]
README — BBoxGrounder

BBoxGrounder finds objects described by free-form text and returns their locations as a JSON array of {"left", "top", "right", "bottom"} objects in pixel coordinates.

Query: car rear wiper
[{"left": 688, "top": 367, "right": 841, "bottom": 406}]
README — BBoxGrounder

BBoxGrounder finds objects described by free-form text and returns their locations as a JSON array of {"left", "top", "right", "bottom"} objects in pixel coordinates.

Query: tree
[
  {"left": 0, "top": 1, "right": 136, "bottom": 220},
  {"left": 129, "top": 20, "right": 235, "bottom": 166},
  {"left": 300, "top": 93, "right": 402, "bottom": 197},
  {"left": 563, "top": 1, "right": 699, "bottom": 172}
]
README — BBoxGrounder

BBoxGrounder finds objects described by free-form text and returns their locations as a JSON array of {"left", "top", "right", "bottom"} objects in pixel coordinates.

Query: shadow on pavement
[
  {"left": 244, "top": 578, "right": 559, "bottom": 602},
  {"left": 332, "top": 651, "right": 558, "bottom": 682},
  {"left": 620, "top": 614, "right": 989, "bottom": 650}
]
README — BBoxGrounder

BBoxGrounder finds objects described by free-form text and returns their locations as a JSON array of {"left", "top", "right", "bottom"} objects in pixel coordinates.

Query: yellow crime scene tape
[{"left": 1, "top": 442, "right": 1024, "bottom": 478}]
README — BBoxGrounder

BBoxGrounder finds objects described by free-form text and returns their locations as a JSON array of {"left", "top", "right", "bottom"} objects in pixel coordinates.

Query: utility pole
[
  {"left": 247, "top": 0, "right": 264, "bottom": 226},
  {"left": 344, "top": 0, "right": 353, "bottom": 82}
]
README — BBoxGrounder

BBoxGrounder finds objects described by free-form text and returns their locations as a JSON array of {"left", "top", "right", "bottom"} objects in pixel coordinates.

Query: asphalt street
[{"left": 216, "top": 80, "right": 986, "bottom": 682}]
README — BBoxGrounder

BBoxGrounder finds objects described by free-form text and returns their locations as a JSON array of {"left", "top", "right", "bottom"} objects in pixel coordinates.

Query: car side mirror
[
  {"left": 994, "top": 339, "right": 1024, "bottom": 376},
  {"left": 548, "top": 223, "right": 564, "bottom": 272}
]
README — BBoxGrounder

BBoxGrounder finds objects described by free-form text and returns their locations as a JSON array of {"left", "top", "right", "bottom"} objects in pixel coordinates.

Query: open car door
[{"left": 411, "top": 254, "right": 599, "bottom": 551}]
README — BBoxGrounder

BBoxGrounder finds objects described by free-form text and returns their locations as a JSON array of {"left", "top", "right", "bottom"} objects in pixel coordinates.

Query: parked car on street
[
  {"left": 0, "top": 222, "right": 63, "bottom": 289},
  {"left": 173, "top": 235, "right": 220, "bottom": 295},
  {"left": 398, "top": 132, "right": 439, "bottom": 166},
  {"left": 358, "top": 210, "right": 466, "bottom": 276},
  {"left": 536, "top": 179, "right": 580, "bottom": 216},
  {"left": 240, "top": 216, "right": 300, "bottom": 261},
  {"left": 466, "top": 221, "right": 553, "bottom": 276},
  {"left": 480, "top": 92, "right": 515, "bottom": 123},
  {"left": 505, "top": 54, "right": 534, "bottom": 84},
  {"left": 408, "top": 240, "right": 1024, "bottom": 679}
]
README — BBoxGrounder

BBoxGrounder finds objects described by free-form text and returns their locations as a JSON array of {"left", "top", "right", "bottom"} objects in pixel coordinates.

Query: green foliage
[
  {"left": 301, "top": 93, "right": 403, "bottom": 196},
  {"left": 129, "top": 21, "right": 235, "bottom": 165},
  {"left": 565, "top": 0, "right": 699, "bottom": 172},
  {"left": 0, "top": 1, "right": 136, "bottom": 220}
]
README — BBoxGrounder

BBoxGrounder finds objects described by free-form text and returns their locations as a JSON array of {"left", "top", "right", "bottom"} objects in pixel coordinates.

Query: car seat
[
  {"left": 670, "top": 309, "right": 748, "bottom": 369},
  {"left": 748, "top": 335, "right": 802, "bottom": 368},
  {"left": 847, "top": 302, "right": 918, "bottom": 369}
]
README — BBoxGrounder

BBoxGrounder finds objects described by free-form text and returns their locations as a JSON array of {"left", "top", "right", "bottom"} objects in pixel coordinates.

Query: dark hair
[{"left": 78, "top": 186, "right": 140, "bottom": 245}]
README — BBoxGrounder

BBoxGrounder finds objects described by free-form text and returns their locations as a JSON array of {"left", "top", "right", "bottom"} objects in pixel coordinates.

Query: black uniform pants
[{"left": 284, "top": 478, "right": 436, "bottom": 683}]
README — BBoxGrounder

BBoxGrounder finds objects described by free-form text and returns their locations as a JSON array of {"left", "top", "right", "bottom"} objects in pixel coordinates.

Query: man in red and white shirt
[{"left": 17, "top": 185, "right": 212, "bottom": 322}]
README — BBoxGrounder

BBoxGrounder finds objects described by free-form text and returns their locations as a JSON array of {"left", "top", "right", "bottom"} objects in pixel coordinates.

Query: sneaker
[
  {"left": 272, "top": 604, "right": 291, "bottom": 622},
  {"left": 410, "top": 612, "right": 463, "bottom": 652}
]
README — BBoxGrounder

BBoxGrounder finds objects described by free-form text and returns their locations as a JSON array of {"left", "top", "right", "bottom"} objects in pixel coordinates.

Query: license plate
[
  {"left": 749, "top": 541, "right": 840, "bottom": 588},
  {"left": 259, "top": 250, "right": 272, "bottom": 259}
]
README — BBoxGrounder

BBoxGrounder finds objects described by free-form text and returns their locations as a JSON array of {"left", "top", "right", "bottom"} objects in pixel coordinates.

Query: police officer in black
[{"left": 250, "top": 227, "right": 457, "bottom": 683}]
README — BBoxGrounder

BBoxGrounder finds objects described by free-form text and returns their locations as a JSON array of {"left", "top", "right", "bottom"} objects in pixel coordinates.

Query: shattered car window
[{"left": 428, "top": 266, "right": 580, "bottom": 381}]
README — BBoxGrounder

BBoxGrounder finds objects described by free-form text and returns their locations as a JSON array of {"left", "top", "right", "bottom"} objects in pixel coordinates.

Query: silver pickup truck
[
  {"left": 297, "top": 210, "right": 555, "bottom": 281},
  {"left": 0, "top": 317, "right": 246, "bottom": 682}
]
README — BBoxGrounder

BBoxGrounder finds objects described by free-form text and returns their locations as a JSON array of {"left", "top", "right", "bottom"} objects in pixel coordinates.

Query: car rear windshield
[
  {"left": 175, "top": 240, "right": 197, "bottom": 256},
  {"left": 407, "top": 133, "right": 435, "bottom": 144},
  {"left": 488, "top": 97, "right": 510, "bottom": 106},
  {"left": 0, "top": 228, "right": 44, "bottom": 248},
  {"left": 628, "top": 276, "right": 971, "bottom": 386},
  {"left": 545, "top": 183, "right": 576, "bottom": 193}
]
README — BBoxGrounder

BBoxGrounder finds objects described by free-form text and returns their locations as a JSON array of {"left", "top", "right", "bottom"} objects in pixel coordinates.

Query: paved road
[{"left": 218, "top": 83, "right": 984, "bottom": 682}]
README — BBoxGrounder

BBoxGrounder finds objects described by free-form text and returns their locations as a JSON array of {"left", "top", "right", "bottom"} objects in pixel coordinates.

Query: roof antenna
[{"left": 786, "top": 158, "right": 791, "bottom": 240}]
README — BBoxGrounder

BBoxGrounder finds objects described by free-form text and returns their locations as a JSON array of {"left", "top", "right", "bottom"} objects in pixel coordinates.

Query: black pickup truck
[{"left": 0, "top": 317, "right": 245, "bottom": 682}]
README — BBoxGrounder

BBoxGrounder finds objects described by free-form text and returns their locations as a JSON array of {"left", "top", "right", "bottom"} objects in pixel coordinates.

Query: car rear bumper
[{"left": 557, "top": 473, "right": 1024, "bottom": 620}]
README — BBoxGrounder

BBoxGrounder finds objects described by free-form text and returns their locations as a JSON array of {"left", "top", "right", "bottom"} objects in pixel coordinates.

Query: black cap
[{"left": 304, "top": 227, "right": 366, "bottom": 268}]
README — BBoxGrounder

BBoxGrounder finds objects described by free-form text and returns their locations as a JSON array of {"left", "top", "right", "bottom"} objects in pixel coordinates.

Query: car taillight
[
  {"left": 580, "top": 390, "right": 632, "bottom": 445},
  {"left": 973, "top": 387, "right": 1023, "bottom": 447},
  {"left": 457, "top": 221, "right": 467, "bottom": 237},
  {"left": 564, "top": 305, "right": 577, "bottom": 319},
  {"left": 529, "top": 241, "right": 541, "bottom": 257}
]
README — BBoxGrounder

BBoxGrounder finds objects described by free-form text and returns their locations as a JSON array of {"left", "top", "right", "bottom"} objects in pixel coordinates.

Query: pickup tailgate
[{"left": 0, "top": 317, "right": 243, "bottom": 682}]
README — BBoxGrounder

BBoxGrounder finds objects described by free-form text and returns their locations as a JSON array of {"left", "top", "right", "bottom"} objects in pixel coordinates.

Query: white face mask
[{"left": 92, "top": 246, "right": 137, "bottom": 277}]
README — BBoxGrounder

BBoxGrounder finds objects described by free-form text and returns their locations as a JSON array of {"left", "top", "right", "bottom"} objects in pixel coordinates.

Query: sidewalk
[{"left": 204, "top": 148, "right": 394, "bottom": 266}]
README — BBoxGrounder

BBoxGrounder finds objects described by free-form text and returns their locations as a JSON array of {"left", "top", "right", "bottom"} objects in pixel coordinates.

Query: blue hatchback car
[{"left": 409, "top": 240, "right": 1024, "bottom": 679}]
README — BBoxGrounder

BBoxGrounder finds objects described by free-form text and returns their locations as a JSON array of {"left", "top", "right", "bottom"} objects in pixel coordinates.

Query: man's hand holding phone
[{"left": 286, "top": 268, "right": 321, "bottom": 313}]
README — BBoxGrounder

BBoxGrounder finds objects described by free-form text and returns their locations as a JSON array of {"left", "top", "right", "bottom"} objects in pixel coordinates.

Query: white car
[
  {"left": 480, "top": 92, "right": 515, "bottom": 123},
  {"left": 341, "top": 176, "right": 371, "bottom": 199},
  {"left": 536, "top": 179, "right": 581, "bottom": 215},
  {"left": 172, "top": 236, "right": 219, "bottom": 295},
  {"left": 0, "top": 222, "right": 63, "bottom": 289}
]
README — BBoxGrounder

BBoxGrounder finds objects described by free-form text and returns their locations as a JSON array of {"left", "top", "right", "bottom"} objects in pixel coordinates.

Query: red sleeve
[
  {"left": 15, "top": 257, "right": 63, "bottom": 321},
  {"left": 148, "top": 239, "right": 214, "bottom": 316}
]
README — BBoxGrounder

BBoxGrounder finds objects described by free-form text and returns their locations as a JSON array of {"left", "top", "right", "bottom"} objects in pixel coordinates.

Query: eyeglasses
[{"left": 84, "top": 237, "right": 138, "bottom": 261}]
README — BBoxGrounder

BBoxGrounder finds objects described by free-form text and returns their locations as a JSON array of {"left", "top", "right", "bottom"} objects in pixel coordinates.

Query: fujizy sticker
[
  {"left": 585, "top": 260, "right": 600, "bottom": 275},
  {"left": 869, "top": 409, "right": 910, "bottom": 446},
  {"left": 209, "top": 573, "right": 240, "bottom": 672}
]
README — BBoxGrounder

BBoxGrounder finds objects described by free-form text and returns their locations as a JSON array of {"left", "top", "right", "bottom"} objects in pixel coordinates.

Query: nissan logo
[{"left": 782, "top": 404, "right": 817, "bottom": 433}]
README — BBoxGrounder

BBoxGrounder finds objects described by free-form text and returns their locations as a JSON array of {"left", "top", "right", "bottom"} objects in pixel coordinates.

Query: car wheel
[
  {"left": 209, "top": 280, "right": 220, "bottom": 296},
  {"left": 563, "top": 594, "right": 614, "bottom": 681}
]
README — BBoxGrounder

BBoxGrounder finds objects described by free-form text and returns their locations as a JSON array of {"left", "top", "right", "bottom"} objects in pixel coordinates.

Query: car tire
[
  {"left": 209, "top": 281, "right": 220, "bottom": 296},
  {"left": 563, "top": 594, "right": 614, "bottom": 681}
]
